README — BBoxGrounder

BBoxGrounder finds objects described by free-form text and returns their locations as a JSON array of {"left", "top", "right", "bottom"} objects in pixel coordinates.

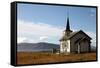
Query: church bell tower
[
  {"left": 60, "top": 15, "right": 72, "bottom": 54},
  {"left": 64, "top": 17, "right": 72, "bottom": 36}
]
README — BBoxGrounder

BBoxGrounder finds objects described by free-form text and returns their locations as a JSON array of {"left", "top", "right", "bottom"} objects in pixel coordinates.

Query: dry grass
[{"left": 17, "top": 52, "right": 96, "bottom": 65}]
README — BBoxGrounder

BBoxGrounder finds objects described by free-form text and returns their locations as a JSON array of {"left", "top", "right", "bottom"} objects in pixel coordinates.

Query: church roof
[
  {"left": 59, "top": 31, "right": 78, "bottom": 41},
  {"left": 59, "top": 30, "right": 92, "bottom": 41},
  {"left": 74, "top": 37, "right": 90, "bottom": 44}
]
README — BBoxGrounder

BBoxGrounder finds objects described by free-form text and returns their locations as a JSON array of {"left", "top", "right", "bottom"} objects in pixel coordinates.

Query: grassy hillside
[{"left": 17, "top": 52, "right": 96, "bottom": 65}]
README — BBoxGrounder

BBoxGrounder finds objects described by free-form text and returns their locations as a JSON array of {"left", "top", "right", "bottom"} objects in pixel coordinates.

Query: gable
[
  {"left": 59, "top": 30, "right": 91, "bottom": 41},
  {"left": 69, "top": 30, "right": 92, "bottom": 40},
  {"left": 75, "top": 37, "right": 90, "bottom": 44}
]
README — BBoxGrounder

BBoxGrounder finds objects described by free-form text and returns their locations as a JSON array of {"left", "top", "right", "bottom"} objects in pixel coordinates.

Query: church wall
[
  {"left": 60, "top": 42, "right": 63, "bottom": 53},
  {"left": 67, "top": 40, "right": 70, "bottom": 53},
  {"left": 60, "top": 41, "right": 67, "bottom": 53},
  {"left": 60, "top": 40, "right": 70, "bottom": 53},
  {"left": 80, "top": 41, "right": 89, "bottom": 52},
  {"left": 70, "top": 40, "right": 76, "bottom": 53},
  {"left": 70, "top": 33, "right": 90, "bottom": 53}
]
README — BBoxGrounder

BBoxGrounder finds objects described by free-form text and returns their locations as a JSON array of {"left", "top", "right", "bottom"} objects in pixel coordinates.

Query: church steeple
[
  {"left": 65, "top": 12, "right": 72, "bottom": 36},
  {"left": 66, "top": 17, "right": 70, "bottom": 31}
]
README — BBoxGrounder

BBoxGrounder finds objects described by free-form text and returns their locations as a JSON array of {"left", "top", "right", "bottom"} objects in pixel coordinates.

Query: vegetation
[{"left": 17, "top": 52, "right": 96, "bottom": 65}]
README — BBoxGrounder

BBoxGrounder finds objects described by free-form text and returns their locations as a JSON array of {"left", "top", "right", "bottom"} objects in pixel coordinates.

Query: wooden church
[{"left": 59, "top": 17, "right": 92, "bottom": 54}]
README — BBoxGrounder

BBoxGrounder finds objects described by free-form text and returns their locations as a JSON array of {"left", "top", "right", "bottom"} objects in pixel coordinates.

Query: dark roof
[
  {"left": 75, "top": 37, "right": 90, "bottom": 44},
  {"left": 60, "top": 30, "right": 92, "bottom": 41}
]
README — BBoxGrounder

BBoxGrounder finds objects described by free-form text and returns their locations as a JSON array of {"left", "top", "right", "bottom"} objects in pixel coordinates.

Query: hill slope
[{"left": 17, "top": 42, "right": 60, "bottom": 52}]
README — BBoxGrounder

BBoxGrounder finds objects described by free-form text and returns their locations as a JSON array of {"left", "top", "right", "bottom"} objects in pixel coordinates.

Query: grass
[{"left": 17, "top": 52, "right": 96, "bottom": 65}]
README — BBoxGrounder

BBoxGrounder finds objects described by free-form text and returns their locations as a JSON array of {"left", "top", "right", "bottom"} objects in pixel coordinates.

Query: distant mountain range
[
  {"left": 17, "top": 42, "right": 96, "bottom": 52},
  {"left": 17, "top": 42, "right": 60, "bottom": 52}
]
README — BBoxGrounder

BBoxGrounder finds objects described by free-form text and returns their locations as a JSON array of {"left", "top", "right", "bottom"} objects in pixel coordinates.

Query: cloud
[
  {"left": 86, "top": 31, "right": 96, "bottom": 40},
  {"left": 90, "top": 8, "right": 96, "bottom": 13},
  {"left": 90, "top": 8, "right": 96, "bottom": 17},
  {"left": 39, "top": 36, "right": 48, "bottom": 41},
  {"left": 86, "top": 31, "right": 96, "bottom": 46},
  {"left": 17, "top": 20, "right": 63, "bottom": 43},
  {"left": 18, "top": 37, "right": 40, "bottom": 43},
  {"left": 17, "top": 37, "right": 27, "bottom": 43},
  {"left": 18, "top": 20, "right": 63, "bottom": 37}
]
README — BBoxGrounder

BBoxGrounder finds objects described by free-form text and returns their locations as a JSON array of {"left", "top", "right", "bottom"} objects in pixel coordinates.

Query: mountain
[
  {"left": 17, "top": 42, "right": 96, "bottom": 52},
  {"left": 17, "top": 42, "right": 60, "bottom": 52}
]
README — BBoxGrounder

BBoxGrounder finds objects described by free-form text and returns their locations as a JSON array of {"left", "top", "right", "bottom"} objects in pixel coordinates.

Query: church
[{"left": 59, "top": 16, "right": 92, "bottom": 54}]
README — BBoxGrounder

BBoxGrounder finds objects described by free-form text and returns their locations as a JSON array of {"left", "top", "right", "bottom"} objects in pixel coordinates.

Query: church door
[{"left": 77, "top": 43, "right": 80, "bottom": 54}]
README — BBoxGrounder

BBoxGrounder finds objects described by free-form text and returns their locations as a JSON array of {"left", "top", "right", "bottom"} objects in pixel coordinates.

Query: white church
[{"left": 59, "top": 17, "right": 92, "bottom": 54}]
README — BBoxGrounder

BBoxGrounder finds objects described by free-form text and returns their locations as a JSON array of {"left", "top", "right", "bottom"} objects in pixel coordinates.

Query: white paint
[
  {"left": 60, "top": 42, "right": 64, "bottom": 53},
  {"left": 60, "top": 40, "right": 70, "bottom": 53},
  {"left": 67, "top": 40, "right": 70, "bottom": 53}
]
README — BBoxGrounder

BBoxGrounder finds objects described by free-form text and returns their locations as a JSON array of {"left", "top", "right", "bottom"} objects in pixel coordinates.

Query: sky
[{"left": 17, "top": 3, "right": 96, "bottom": 46}]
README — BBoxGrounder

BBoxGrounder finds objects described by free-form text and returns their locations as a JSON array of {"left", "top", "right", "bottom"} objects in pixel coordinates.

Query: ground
[{"left": 17, "top": 52, "right": 96, "bottom": 65}]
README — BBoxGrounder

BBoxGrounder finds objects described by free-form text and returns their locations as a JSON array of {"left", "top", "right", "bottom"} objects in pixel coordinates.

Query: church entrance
[{"left": 77, "top": 43, "right": 80, "bottom": 54}]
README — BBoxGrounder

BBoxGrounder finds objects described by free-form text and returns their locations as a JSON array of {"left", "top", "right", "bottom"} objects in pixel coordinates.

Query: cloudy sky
[{"left": 17, "top": 3, "right": 96, "bottom": 46}]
